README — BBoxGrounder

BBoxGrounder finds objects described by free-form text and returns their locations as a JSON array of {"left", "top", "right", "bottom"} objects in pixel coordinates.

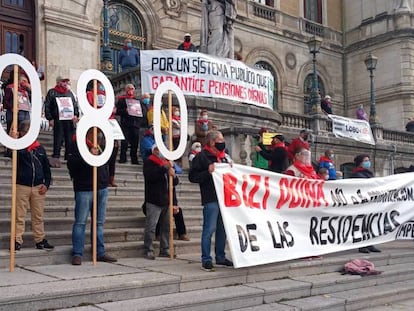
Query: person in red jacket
[{"left": 287, "top": 129, "right": 310, "bottom": 161}]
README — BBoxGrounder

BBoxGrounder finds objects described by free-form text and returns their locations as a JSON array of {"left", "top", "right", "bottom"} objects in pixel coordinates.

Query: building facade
[{"left": 1, "top": 0, "right": 414, "bottom": 174}]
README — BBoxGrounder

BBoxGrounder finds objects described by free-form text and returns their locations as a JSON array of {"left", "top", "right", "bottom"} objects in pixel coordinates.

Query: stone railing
[
  {"left": 251, "top": 2, "right": 275, "bottom": 21},
  {"left": 383, "top": 128, "right": 414, "bottom": 144},
  {"left": 279, "top": 112, "right": 312, "bottom": 131},
  {"left": 301, "top": 19, "right": 325, "bottom": 37}
]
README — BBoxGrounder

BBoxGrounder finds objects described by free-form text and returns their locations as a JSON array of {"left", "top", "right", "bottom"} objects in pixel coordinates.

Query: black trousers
[
  {"left": 52, "top": 119, "right": 74, "bottom": 159},
  {"left": 156, "top": 207, "right": 187, "bottom": 237},
  {"left": 120, "top": 126, "right": 140, "bottom": 162}
]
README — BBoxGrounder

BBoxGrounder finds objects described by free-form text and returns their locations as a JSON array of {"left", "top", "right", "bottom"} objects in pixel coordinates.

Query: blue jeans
[
  {"left": 72, "top": 188, "right": 108, "bottom": 258},
  {"left": 201, "top": 201, "right": 226, "bottom": 264}
]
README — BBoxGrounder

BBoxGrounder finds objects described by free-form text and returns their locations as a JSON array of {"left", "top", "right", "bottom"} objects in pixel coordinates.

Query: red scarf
[
  {"left": 183, "top": 41, "right": 192, "bottom": 50},
  {"left": 197, "top": 119, "right": 209, "bottom": 125},
  {"left": 7, "top": 84, "right": 29, "bottom": 98},
  {"left": 54, "top": 85, "right": 68, "bottom": 94},
  {"left": 204, "top": 144, "right": 225, "bottom": 162},
  {"left": 319, "top": 156, "right": 333, "bottom": 163},
  {"left": 117, "top": 94, "right": 135, "bottom": 99},
  {"left": 148, "top": 154, "right": 169, "bottom": 167},
  {"left": 27, "top": 141, "right": 40, "bottom": 152},
  {"left": 172, "top": 115, "right": 180, "bottom": 122},
  {"left": 272, "top": 141, "right": 286, "bottom": 150},
  {"left": 352, "top": 167, "right": 366, "bottom": 174},
  {"left": 293, "top": 161, "right": 319, "bottom": 179}
]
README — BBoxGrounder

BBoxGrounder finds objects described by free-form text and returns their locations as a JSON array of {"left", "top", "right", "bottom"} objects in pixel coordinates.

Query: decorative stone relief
[
  {"left": 162, "top": 0, "right": 182, "bottom": 18},
  {"left": 285, "top": 52, "right": 296, "bottom": 70}
]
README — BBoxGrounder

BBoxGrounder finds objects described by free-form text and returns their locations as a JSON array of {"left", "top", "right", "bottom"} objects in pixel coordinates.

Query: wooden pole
[
  {"left": 92, "top": 80, "right": 98, "bottom": 265},
  {"left": 10, "top": 65, "right": 19, "bottom": 272},
  {"left": 168, "top": 90, "right": 174, "bottom": 259}
]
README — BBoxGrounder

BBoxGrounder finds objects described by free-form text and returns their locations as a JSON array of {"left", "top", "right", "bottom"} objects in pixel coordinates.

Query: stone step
[
  {"left": 0, "top": 194, "right": 202, "bottom": 207},
  {"left": 0, "top": 215, "right": 203, "bottom": 233},
  {"left": 0, "top": 224, "right": 202, "bottom": 248},
  {"left": 0, "top": 241, "right": 201, "bottom": 268},
  {"left": 0, "top": 183, "right": 201, "bottom": 197},
  {"left": 0, "top": 204, "right": 203, "bottom": 217},
  {"left": 1, "top": 243, "right": 413, "bottom": 311}
]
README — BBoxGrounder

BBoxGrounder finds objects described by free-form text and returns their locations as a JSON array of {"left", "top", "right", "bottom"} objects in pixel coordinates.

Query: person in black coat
[
  {"left": 12, "top": 120, "right": 53, "bottom": 251},
  {"left": 350, "top": 154, "right": 381, "bottom": 254},
  {"left": 143, "top": 144, "right": 178, "bottom": 259},
  {"left": 116, "top": 84, "right": 148, "bottom": 164},
  {"left": 189, "top": 130, "right": 233, "bottom": 271},
  {"left": 255, "top": 134, "right": 289, "bottom": 174}
]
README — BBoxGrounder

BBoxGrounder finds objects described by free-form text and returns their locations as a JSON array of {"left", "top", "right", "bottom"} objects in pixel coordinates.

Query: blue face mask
[
  {"left": 362, "top": 160, "right": 371, "bottom": 169},
  {"left": 126, "top": 42, "right": 132, "bottom": 48},
  {"left": 98, "top": 85, "right": 105, "bottom": 91},
  {"left": 143, "top": 98, "right": 150, "bottom": 105}
]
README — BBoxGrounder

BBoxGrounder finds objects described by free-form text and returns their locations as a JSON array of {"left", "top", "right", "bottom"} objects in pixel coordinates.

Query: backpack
[{"left": 342, "top": 259, "right": 382, "bottom": 276}]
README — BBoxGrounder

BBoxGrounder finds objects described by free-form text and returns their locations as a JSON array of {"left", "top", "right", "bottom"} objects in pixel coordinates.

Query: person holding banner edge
[
  {"left": 189, "top": 130, "right": 233, "bottom": 271},
  {"left": 350, "top": 154, "right": 381, "bottom": 254}
]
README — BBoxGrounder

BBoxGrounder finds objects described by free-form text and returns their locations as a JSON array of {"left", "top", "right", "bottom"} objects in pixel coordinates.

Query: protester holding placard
[
  {"left": 255, "top": 133, "right": 288, "bottom": 173},
  {"left": 12, "top": 120, "right": 54, "bottom": 251},
  {"left": 44, "top": 76, "right": 79, "bottom": 167},
  {"left": 189, "top": 130, "right": 233, "bottom": 271},
  {"left": 350, "top": 154, "right": 382, "bottom": 254},
  {"left": 3, "top": 73, "right": 32, "bottom": 157},
  {"left": 67, "top": 128, "right": 117, "bottom": 265},
  {"left": 252, "top": 128, "right": 269, "bottom": 170},
  {"left": 116, "top": 84, "right": 147, "bottom": 164}
]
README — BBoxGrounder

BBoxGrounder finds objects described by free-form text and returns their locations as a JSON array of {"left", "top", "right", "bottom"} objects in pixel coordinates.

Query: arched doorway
[
  {"left": 255, "top": 60, "right": 277, "bottom": 110},
  {"left": 102, "top": 2, "right": 146, "bottom": 73},
  {"left": 0, "top": 0, "right": 35, "bottom": 61},
  {"left": 304, "top": 73, "right": 325, "bottom": 114}
]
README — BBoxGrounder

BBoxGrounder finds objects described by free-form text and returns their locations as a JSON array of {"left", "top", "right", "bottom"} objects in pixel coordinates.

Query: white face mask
[
  {"left": 195, "top": 147, "right": 202, "bottom": 152},
  {"left": 324, "top": 175, "right": 329, "bottom": 180},
  {"left": 174, "top": 111, "right": 180, "bottom": 116},
  {"left": 300, "top": 150, "right": 311, "bottom": 165},
  {"left": 202, "top": 114, "right": 208, "bottom": 120}
]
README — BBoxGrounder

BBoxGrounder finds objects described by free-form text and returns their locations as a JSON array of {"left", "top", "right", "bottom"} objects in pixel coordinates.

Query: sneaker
[
  {"left": 97, "top": 254, "right": 117, "bottom": 263},
  {"left": 202, "top": 261, "right": 215, "bottom": 272},
  {"left": 71, "top": 255, "right": 82, "bottom": 266},
  {"left": 367, "top": 245, "right": 381, "bottom": 253},
  {"left": 359, "top": 247, "right": 370, "bottom": 254},
  {"left": 36, "top": 239, "right": 54, "bottom": 250},
  {"left": 216, "top": 258, "right": 233, "bottom": 267},
  {"left": 178, "top": 234, "right": 190, "bottom": 241},
  {"left": 146, "top": 251, "right": 155, "bottom": 260}
]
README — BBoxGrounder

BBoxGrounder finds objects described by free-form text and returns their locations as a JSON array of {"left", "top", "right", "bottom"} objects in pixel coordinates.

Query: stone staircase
[
  {"left": 1, "top": 131, "right": 414, "bottom": 310},
  {"left": 0, "top": 131, "right": 203, "bottom": 267}
]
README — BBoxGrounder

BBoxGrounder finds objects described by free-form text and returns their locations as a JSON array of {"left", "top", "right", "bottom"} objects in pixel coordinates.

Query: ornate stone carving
[{"left": 162, "top": 0, "right": 182, "bottom": 18}]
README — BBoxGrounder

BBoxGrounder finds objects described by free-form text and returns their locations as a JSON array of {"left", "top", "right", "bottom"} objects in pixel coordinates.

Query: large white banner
[
  {"left": 328, "top": 114, "right": 375, "bottom": 145},
  {"left": 140, "top": 50, "right": 274, "bottom": 110},
  {"left": 212, "top": 164, "right": 414, "bottom": 268}
]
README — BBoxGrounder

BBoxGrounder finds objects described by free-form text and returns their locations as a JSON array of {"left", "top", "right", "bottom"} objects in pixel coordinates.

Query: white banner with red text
[
  {"left": 140, "top": 50, "right": 274, "bottom": 109},
  {"left": 328, "top": 114, "right": 375, "bottom": 145},
  {"left": 212, "top": 163, "right": 414, "bottom": 268}
]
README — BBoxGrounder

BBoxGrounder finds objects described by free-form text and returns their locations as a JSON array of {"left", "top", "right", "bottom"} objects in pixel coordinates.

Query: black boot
[{"left": 119, "top": 154, "right": 127, "bottom": 164}]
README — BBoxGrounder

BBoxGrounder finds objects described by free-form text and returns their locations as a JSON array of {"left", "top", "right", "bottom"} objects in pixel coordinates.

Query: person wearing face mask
[
  {"left": 189, "top": 130, "right": 233, "bottom": 271},
  {"left": 287, "top": 129, "right": 310, "bottom": 162},
  {"left": 177, "top": 33, "right": 197, "bottom": 52},
  {"left": 118, "top": 38, "right": 140, "bottom": 71},
  {"left": 143, "top": 144, "right": 178, "bottom": 259},
  {"left": 318, "top": 149, "right": 339, "bottom": 180},
  {"left": 44, "top": 76, "right": 79, "bottom": 167},
  {"left": 285, "top": 147, "right": 319, "bottom": 179},
  {"left": 116, "top": 84, "right": 147, "bottom": 164},
  {"left": 350, "top": 154, "right": 381, "bottom": 254},
  {"left": 188, "top": 141, "right": 202, "bottom": 168},
  {"left": 195, "top": 109, "right": 215, "bottom": 145}
]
